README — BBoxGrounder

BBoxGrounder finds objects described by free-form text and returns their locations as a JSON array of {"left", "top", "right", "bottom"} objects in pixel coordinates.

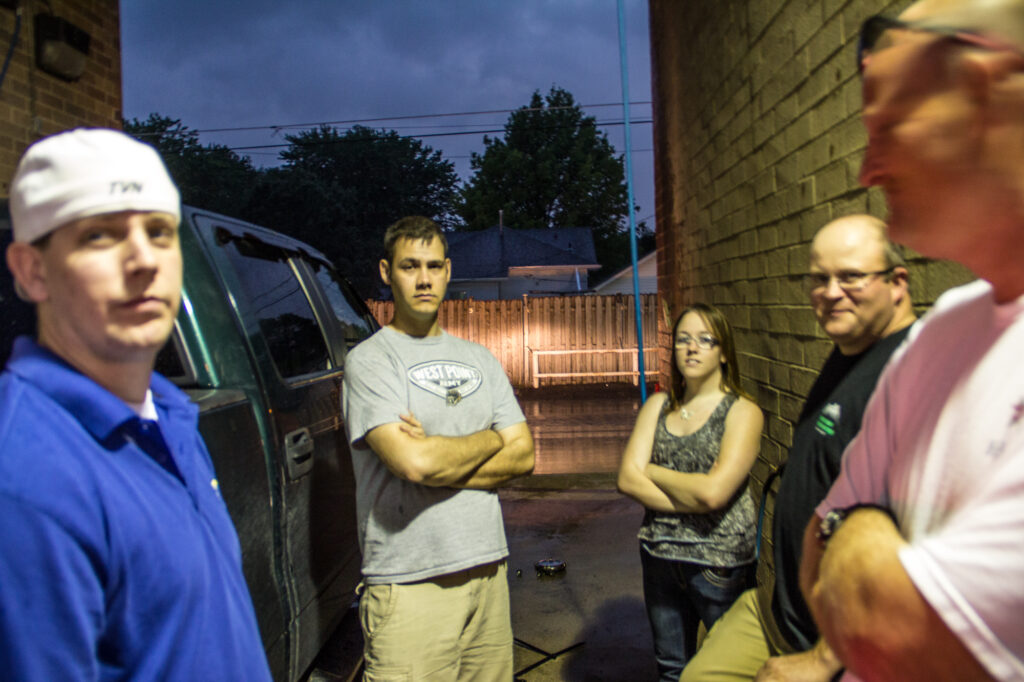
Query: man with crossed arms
[{"left": 343, "top": 215, "right": 534, "bottom": 680}]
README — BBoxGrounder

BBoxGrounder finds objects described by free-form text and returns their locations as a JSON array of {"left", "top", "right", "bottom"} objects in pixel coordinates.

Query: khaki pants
[
  {"left": 680, "top": 588, "right": 777, "bottom": 681},
  {"left": 359, "top": 561, "right": 512, "bottom": 681}
]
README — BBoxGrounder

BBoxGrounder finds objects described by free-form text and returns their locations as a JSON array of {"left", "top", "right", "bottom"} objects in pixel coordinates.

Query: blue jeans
[{"left": 640, "top": 546, "right": 751, "bottom": 682}]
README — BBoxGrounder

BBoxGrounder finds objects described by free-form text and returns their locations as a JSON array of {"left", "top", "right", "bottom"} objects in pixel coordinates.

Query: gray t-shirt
[{"left": 342, "top": 326, "right": 526, "bottom": 584}]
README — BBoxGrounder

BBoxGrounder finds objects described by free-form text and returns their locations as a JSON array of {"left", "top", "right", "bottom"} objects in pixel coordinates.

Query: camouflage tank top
[{"left": 637, "top": 394, "right": 756, "bottom": 566}]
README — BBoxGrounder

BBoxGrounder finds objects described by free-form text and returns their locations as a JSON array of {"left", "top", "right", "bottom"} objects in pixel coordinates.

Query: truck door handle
[{"left": 285, "top": 428, "right": 314, "bottom": 464}]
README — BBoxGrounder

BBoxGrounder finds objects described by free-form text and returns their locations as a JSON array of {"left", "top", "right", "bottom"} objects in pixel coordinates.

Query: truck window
[
  {"left": 0, "top": 289, "right": 35, "bottom": 367},
  {"left": 0, "top": 221, "right": 35, "bottom": 367},
  {"left": 216, "top": 234, "right": 332, "bottom": 379},
  {"left": 153, "top": 329, "right": 191, "bottom": 384},
  {"left": 309, "top": 262, "right": 375, "bottom": 350}
]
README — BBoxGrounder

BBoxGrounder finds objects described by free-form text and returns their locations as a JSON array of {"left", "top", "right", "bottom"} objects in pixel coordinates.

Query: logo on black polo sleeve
[
  {"left": 409, "top": 361, "right": 483, "bottom": 406},
  {"left": 815, "top": 402, "right": 841, "bottom": 436}
]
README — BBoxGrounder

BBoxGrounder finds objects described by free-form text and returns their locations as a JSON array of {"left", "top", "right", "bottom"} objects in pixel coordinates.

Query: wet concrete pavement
[
  {"left": 503, "top": 488, "right": 655, "bottom": 681},
  {"left": 308, "top": 384, "right": 656, "bottom": 681},
  {"left": 505, "top": 385, "right": 656, "bottom": 679}
]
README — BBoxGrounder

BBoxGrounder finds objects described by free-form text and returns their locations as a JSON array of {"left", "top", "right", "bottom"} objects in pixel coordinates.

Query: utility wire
[
  {"left": 225, "top": 118, "right": 652, "bottom": 152},
  {"left": 188, "top": 100, "right": 653, "bottom": 136}
]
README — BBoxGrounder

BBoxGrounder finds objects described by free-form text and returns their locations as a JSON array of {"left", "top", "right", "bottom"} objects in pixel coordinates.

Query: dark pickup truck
[{"left": 0, "top": 205, "right": 376, "bottom": 682}]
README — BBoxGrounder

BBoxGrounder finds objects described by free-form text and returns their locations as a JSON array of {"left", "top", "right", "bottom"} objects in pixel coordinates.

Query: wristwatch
[
  {"left": 816, "top": 508, "right": 849, "bottom": 542},
  {"left": 817, "top": 503, "right": 897, "bottom": 542}
]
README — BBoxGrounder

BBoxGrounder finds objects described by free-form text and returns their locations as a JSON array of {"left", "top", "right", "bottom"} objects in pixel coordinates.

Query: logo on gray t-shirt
[{"left": 408, "top": 361, "right": 483, "bottom": 406}]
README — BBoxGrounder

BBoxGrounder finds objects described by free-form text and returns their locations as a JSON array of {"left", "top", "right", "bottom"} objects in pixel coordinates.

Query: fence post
[{"left": 522, "top": 293, "right": 529, "bottom": 389}]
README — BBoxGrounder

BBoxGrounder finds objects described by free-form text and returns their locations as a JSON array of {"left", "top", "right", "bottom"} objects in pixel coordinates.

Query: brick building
[
  {"left": 647, "top": 0, "right": 975, "bottom": 582},
  {"left": 0, "top": 1, "right": 121, "bottom": 191}
]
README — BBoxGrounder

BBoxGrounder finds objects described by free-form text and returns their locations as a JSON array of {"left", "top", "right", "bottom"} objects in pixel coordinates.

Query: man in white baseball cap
[{"left": 0, "top": 128, "right": 271, "bottom": 680}]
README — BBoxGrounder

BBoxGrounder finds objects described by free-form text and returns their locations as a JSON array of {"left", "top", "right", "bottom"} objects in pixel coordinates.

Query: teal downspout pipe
[{"left": 617, "top": 0, "right": 647, "bottom": 402}]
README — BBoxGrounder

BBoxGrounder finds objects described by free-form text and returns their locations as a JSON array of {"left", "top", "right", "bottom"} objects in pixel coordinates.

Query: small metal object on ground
[
  {"left": 514, "top": 557, "right": 580, "bottom": 678},
  {"left": 534, "top": 558, "right": 566, "bottom": 576}
]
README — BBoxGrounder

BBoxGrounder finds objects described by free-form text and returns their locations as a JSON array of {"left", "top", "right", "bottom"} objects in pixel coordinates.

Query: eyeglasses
[
  {"left": 675, "top": 333, "right": 720, "bottom": 350},
  {"left": 804, "top": 268, "right": 895, "bottom": 294},
  {"left": 857, "top": 15, "right": 1020, "bottom": 73}
]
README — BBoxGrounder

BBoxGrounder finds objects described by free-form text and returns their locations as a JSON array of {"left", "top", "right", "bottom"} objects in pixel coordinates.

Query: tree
[
  {"left": 278, "top": 125, "right": 460, "bottom": 231},
  {"left": 123, "top": 114, "right": 257, "bottom": 218},
  {"left": 244, "top": 125, "right": 460, "bottom": 296},
  {"left": 457, "top": 86, "right": 647, "bottom": 278},
  {"left": 125, "top": 117, "right": 460, "bottom": 297}
]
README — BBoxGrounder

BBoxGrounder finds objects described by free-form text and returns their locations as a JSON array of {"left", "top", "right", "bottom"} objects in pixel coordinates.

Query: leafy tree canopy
[
  {"left": 126, "top": 99, "right": 648, "bottom": 293},
  {"left": 239, "top": 124, "right": 456, "bottom": 294},
  {"left": 124, "top": 119, "right": 459, "bottom": 297},
  {"left": 278, "top": 125, "right": 460, "bottom": 231},
  {"left": 124, "top": 114, "right": 257, "bottom": 218},
  {"left": 247, "top": 125, "right": 460, "bottom": 296},
  {"left": 457, "top": 86, "right": 648, "bottom": 279}
]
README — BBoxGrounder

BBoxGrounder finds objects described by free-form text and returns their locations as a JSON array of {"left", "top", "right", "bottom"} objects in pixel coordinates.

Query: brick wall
[
  {"left": 0, "top": 1, "right": 121, "bottom": 192},
  {"left": 648, "top": 0, "right": 975, "bottom": 576}
]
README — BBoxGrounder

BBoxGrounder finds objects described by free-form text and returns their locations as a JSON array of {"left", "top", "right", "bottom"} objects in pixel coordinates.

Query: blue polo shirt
[{"left": 0, "top": 337, "right": 271, "bottom": 681}]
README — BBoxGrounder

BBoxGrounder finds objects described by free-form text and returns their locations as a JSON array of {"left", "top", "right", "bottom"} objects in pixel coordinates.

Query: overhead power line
[
  {"left": 224, "top": 118, "right": 653, "bottom": 153},
  {"left": 187, "top": 100, "right": 654, "bottom": 136}
]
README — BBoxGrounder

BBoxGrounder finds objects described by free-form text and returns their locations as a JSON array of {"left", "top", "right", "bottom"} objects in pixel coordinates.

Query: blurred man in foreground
[{"left": 802, "top": 2, "right": 1024, "bottom": 679}]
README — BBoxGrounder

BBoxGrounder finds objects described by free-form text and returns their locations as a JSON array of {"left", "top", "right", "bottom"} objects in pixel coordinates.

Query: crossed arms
[
  {"left": 617, "top": 391, "right": 763, "bottom": 513},
  {"left": 365, "top": 413, "right": 534, "bottom": 489}
]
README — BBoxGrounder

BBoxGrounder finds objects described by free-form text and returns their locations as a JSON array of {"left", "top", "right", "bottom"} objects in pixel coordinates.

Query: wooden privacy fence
[{"left": 365, "top": 294, "right": 659, "bottom": 388}]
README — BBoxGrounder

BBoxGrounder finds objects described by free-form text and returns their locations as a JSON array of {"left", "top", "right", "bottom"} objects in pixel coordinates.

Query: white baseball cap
[{"left": 9, "top": 128, "right": 181, "bottom": 243}]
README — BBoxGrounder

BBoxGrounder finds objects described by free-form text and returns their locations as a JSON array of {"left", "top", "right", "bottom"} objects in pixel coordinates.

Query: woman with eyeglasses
[{"left": 618, "top": 303, "right": 764, "bottom": 682}]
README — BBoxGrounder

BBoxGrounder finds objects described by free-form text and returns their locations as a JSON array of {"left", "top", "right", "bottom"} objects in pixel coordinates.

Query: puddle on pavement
[{"left": 519, "top": 392, "right": 643, "bottom": 474}]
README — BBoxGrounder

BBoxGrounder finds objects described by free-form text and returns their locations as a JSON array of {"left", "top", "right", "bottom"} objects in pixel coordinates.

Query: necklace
[{"left": 679, "top": 392, "right": 724, "bottom": 421}]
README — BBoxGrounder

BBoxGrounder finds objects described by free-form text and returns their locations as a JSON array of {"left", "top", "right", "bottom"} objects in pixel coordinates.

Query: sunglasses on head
[{"left": 857, "top": 14, "right": 1020, "bottom": 72}]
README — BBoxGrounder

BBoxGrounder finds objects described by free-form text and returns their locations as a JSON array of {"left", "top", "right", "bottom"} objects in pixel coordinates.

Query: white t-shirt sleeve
[
  {"left": 823, "top": 283, "right": 1024, "bottom": 680},
  {"left": 898, "top": 447, "right": 1024, "bottom": 680}
]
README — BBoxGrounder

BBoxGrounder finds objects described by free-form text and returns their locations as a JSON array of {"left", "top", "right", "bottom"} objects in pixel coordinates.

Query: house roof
[
  {"left": 446, "top": 226, "right": 599, "bottom": 279},
  {"left": 592, "top": 250, "right": 657, "bottom": 292}
]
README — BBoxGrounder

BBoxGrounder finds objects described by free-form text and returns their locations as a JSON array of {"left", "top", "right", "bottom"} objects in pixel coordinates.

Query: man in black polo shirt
[{"left": 681, "top": 214, "right": 916, "bottom": 681}]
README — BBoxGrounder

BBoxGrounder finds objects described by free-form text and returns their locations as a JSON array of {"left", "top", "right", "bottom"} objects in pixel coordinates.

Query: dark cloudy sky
[{"left": 119, "top": 1, "right": 656, "bottom": 226}]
